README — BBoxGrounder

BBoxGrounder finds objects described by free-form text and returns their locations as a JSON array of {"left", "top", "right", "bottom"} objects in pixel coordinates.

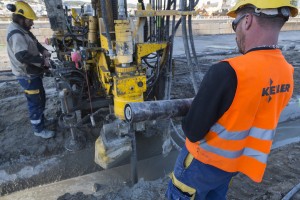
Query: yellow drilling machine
[{"left": 44, "top": 0, "right": 199, "bottom": 183}]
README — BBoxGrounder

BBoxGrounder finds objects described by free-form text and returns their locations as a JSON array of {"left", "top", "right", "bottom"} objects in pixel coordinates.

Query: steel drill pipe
[{"left": 124, "top": 98, "right": 193, "bottom": 123}]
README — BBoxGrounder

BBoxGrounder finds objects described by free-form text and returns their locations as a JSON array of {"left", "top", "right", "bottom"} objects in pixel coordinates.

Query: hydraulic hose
[
  {"left": 100, "top": 0, "right": 114, "bottom": 57},
  {"left": 111, "top": 0, "right": 118, "bottom": 21},
  {"left": 170, "top": 119, "right": 185, "bottom": 141},
  {"left": 175, "top": 18, "right": 182, "bottom": 32},
  {"left": 138, "top": 0, "right": 148, "bottom": 41},
  {"left": 282, "top": 182, "right": 300, "bottom": 200},
  {"left": 168, "top": 0, "right": 201, "bottom": 151},
  {"left": 174, "top": 0, "right": 199, "bottom": 36},
  {"left": 180, "top": 0, "right": 198, "bottom": 94},
  {"left": 164, "top": 0, "right": 177, "bottom": 100},
  {"left": 170, "top": 135, "right": 182, "bottom": 151},
  {"left": 188, "top": 0, "right": 201, "bottom": 75}
]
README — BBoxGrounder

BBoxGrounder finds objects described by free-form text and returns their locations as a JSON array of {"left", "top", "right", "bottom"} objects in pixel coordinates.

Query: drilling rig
[{"left": 44, "top": 0, "right": 199, "bottom": 181}]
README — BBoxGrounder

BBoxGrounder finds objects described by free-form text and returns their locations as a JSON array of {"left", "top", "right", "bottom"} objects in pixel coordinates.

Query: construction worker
[
  {"left": 6, "top": 1, "right": 55, "bottom": 139},
  {"left": 166, "top": 0, "right": 298, "bottom": 199}
]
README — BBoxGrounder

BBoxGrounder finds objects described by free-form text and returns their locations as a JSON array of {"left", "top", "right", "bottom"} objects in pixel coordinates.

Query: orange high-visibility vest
[{"left": 186, "top": 49, "right": 294, "bottom": 183}]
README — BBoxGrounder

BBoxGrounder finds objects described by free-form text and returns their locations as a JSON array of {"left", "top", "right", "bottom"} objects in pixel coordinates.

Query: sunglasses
[{"left": 232, "top": 14, "right": 247, "bottom": 32}]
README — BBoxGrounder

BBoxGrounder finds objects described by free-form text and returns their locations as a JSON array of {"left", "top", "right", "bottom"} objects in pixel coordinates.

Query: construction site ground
[{"left": 0, "top": 31, "right": 300, "bottom": 200}]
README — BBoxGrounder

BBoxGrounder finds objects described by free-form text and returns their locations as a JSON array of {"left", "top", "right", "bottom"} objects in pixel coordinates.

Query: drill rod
[{"left": 124, "top": 98, "right": 193, "bottom": 123}]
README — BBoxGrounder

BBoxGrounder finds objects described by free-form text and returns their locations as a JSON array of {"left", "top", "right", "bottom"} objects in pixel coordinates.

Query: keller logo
[{"left": 262, "top": 79, "right": 290, "bottom": 102}]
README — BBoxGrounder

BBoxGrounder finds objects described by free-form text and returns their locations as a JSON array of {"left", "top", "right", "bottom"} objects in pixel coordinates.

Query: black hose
[
  {"left": 124, "top": 0, "right": 128, "bottom": 18},
  {"left": 145, "top": 53, "right": 158, "bottom": 59},
  {"left": 146, "top": 61, "right": 160, "bottom": 87},
  {"left": 138, "top": 0, "right": 148, "bottom": 41},
  {"left": 164, "top": 0, "right": 176, "bottom": 100},
  {"left": 143, "top": 58, "right": 156, "bottom": 68},
  {"left": 188, "top": 0, "right": 200, "bottom": 72},
  {"left": 181, "top": 0, "right": 198, "bottom": 94},
  {"left": 111, "top": 0, "right": 118, "bottom": 20},
  {"left": 167, "top": 0, "right": 200, "bottom": 152},
  {"left": 175, "top": 18, "right": 182, "bottom": 33},
  {"left": 174, "top": 0, "right": 199, "bottom": 37},
  {"left": 57, "top": 69, "right": 86, "bottom": 80}
]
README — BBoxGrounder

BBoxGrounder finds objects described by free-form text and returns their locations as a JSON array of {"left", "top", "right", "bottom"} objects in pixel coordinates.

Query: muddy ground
[
  {"left": 67, "top": 142, "right": 300, "bottom": 200},
  {"left": 0, "top": 36, "right": 300, "bottom": 199}
]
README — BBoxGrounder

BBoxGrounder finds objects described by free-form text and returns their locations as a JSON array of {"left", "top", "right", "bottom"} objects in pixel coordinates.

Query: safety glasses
[{"left": 232, "top": 14, "right": 247, "bottom": 32}]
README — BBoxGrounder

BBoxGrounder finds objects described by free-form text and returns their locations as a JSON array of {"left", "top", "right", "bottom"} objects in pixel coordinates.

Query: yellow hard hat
[
  {"left": 227, "top": 0, "right": 298, "bottom": 18},
  {"left": 14, "top": 1, "right": 38, "bottom": 20}
]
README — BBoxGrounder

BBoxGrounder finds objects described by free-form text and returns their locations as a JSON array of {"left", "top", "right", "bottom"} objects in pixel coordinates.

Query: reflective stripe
[
  {"left": 171, "top": 173, "right": 196, "bottom": 199},
  {"left": 184, "top": 153, "right": 194, "bottom": 168},
  {"left": 24, "top": 89, "right": 40, "bottom": 95},
  {"left": 200, "top": 142, "right": 268, "bottom": 163},
  {"left": 30, "top": 119, "right": 41, "bottom": 125},
  {"left": 210, "top": 123, "right": 275, "bottom": 141},
  {"left": 249, "top": 127, "right": 275, "bottom": 140},
  {"left": 210, "top": 123, "right": 248, "bottom": 140},
  {"left": 243, "top": 148, "right": 268, "bottom": 163}
]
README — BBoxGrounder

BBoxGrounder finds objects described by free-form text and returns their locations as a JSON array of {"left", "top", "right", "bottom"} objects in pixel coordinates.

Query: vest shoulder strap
[{"left": 7, "top": 29, "right": 25, "bottom": 43}]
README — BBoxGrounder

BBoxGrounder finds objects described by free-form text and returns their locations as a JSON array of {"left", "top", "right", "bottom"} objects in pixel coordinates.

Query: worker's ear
[{"left": 244, "top": 13, "right": 253, "bottom": 31}]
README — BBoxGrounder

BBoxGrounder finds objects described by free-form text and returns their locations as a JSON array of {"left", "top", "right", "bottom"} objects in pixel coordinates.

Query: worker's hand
[
  {"left": 43, "top": 57, "right": 50, "bottom": 68},
  {"left": 43, "top": 50, "right": 51, "bottom": 58}
]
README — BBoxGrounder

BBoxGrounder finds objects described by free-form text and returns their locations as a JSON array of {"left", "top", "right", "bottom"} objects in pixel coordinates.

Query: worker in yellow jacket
[{"left": 166, "top": 0, "right": 298, "bottom": 199}]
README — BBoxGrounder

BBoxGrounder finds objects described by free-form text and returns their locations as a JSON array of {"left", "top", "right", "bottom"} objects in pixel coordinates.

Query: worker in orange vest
[{"left": 166, "top": 0, "right": 298, "bottom": 199}]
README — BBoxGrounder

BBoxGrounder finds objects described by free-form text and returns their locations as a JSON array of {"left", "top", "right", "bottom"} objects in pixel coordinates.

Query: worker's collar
[
  {"left": 12, "top": 22, "right": 29, "bottom": 33},
  {"left": 246, "top": 45, "right": 280, "bottom": 54}
]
